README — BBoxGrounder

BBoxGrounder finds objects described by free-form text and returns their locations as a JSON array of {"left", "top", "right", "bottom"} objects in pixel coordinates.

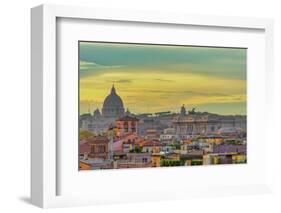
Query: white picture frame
[{"left": 31, "top": 4, "right": 274, "bottom": 208}]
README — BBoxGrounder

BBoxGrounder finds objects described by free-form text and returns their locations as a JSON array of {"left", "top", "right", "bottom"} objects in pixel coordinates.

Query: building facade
[
  {"left": 173, "top": 105, "right": 246, "bottom": 139},
  {"left": 116, "top": 115, "right": 139, "bottom": 136}
]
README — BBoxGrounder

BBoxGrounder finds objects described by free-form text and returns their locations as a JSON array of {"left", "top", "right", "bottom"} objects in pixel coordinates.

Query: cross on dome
[{"left": 111, "top": 84, "right": 116, "bottom": 94}]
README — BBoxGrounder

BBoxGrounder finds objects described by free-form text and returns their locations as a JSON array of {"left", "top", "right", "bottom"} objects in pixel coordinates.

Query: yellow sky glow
[{"left": 80, "top": 68, "right": 246, "bottom": 114}]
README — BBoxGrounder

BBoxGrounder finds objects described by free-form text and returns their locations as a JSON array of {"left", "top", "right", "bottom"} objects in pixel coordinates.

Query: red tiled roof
[
  {"left": 123, "top": 141, "right": 134, "bottom": 144},
  {"left": 86, "top": 135, "right": 109, "bottom": 144},
  {"left": 141, "top": 141, "right": 161, "bottom": 147},
  {"left": 115, "top": 133, "right": 139, "bottom": 142}
]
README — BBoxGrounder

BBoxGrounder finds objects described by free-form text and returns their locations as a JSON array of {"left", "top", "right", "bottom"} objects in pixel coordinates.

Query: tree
[
  {"left": 80, "top": 130, "right": 94, "bottom": 140},
  {"left": 188, "top": 108, "right": 196, "bottom": 115},
  {"left": 133, "top": 146, "right": 142, "bottom": 153},
  {"left": 160, "top": 159, "right": 181, "bottom": 167}
]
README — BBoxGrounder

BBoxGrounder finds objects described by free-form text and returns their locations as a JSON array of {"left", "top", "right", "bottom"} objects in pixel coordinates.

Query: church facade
[{"left": 173, "top": 105, "right": 246, "bottom": 139}]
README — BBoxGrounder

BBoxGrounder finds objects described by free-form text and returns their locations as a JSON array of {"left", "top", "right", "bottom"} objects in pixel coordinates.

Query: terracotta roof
[
  {"left": 123, "top": 140, "right": 135, "bottom": 144},
  {"left": 182, "top": 140, "right": 193, "bottom": 144},
  {"left": 141, "top": 141, "right": 161, "bottom": 147},
  {"left": 86, "top": 135, "right": 109, "bottom": 144}
]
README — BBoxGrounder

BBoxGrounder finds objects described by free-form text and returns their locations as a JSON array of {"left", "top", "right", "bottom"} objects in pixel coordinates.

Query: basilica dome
[{"left": 102, "top": 85, "right": 125, "bottom": 118}]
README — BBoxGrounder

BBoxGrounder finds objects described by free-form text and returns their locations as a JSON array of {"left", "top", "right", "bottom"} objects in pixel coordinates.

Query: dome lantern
[{"left": 111, "top": 84, "right": 116, "bottom": 94}]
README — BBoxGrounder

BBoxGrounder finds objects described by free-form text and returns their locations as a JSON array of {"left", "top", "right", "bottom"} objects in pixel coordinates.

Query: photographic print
[{"left": 79, "top": 42, "right": 247, "bottom": 170}]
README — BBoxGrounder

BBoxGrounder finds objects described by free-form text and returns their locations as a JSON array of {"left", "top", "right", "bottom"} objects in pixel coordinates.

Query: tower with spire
[
  {"left": 180, "top": 104, "right": 187, "bottom": 116},
  {"left": 93, "top": 108, "right": 101, "bottom": 120}
]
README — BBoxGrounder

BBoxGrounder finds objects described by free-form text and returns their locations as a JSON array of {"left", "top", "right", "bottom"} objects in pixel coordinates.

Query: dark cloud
[
  {"left": 183, "top": 91, "right": 229, "bottom": 97},
  {"left": 154, "top": 78, "right": 174, "bottom": 82},
  {"left": 139, "top": 90, "right": 230, "bottom": 97},
  {"left": 145, "top": 89, "right": 176, "bottom": 94},
  {"left": 108, "top": 79, "right": 133, "bottom": 84}
]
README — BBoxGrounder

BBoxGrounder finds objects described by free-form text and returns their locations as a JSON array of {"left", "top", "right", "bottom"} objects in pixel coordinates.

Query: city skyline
[{"left": 79, "top": 42, "right": 246, "bottom": 115}]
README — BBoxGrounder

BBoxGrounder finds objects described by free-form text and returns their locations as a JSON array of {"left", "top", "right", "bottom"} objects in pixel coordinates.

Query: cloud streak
[
  {"left": 107, "top": 79, "right": 133, "bottom": 84},
  {"left": 80, "top": 60, "right": 124, "bottom": 78}
]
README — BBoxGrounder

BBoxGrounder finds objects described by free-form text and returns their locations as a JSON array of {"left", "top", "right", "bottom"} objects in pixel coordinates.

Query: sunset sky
[{"left": 79, "top": 42, "right": 246, "bottom": 115}]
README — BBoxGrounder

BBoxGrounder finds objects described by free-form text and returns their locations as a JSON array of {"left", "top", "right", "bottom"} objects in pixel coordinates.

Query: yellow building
[
  {"left": 79, "top": 161, "right": 92, "bottom": 170},
  {"left": 151, "top": 154, "right": 161, "bottom": 167},
  {"left": 151, "top": 146, "right": 161, "bottom": 167},
  {"left": 232, "top": 154, "right": 247, "bottom": 163}
]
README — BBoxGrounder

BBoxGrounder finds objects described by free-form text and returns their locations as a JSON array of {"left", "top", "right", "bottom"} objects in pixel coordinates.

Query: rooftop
[
  {"left": 86, "top": 135, "right": 109, "bottom": 144},
  {"left": 116, "top": 115, "right": 139, "bottom": 121}
]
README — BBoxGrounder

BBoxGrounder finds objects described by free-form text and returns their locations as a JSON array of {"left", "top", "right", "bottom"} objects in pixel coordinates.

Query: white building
[{"left": 173, "top": 105, "right": 246, "bottom": 138}]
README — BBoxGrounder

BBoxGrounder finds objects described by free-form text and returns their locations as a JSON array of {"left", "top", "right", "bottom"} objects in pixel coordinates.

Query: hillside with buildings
[{"left": 79, "top": 85, "right": 247, "bottom": 170}]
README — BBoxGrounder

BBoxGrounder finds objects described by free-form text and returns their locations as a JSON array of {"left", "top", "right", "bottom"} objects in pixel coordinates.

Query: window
[
  {"left": 142, "top": 158, "right": 148, "bottom": 163},
  {"left": 98, "top": 145, "right": 106, "bottom": 153},
  {"left": 90, "top": 145, "right": 95, "bottom": 153}
]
